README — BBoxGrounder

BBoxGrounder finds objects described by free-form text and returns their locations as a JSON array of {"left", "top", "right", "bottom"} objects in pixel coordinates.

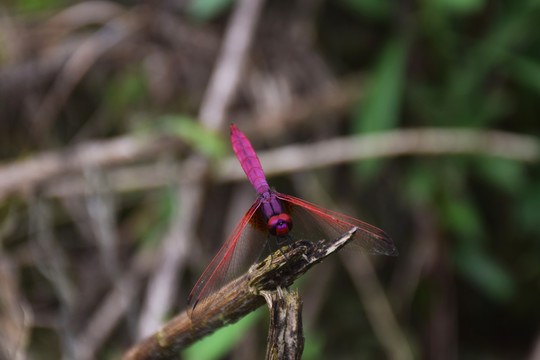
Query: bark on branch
[
  {"left": 122, "top": 227, "right": 359, "bottom": 360},
  {"left": 262, "top": 288, "right": 304, "bottom": 360}
]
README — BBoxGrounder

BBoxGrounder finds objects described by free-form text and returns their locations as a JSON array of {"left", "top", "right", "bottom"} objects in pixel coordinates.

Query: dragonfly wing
[
  {"left": 188, "top": 198, "right": 268, "bottom": 316},
  {"left": 276, "top": 193, "right": 398, "bottom": 256}
]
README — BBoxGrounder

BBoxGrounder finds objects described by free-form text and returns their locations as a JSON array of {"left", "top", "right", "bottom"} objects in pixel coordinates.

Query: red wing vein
[
  {"left": 189, "top": 200, "right": 262, "bottom": 308},
  {"left": 279, "top": 194, "right": 387, "bottom": 238},
  {"left": 277, "top": 193, "right": 397, "bottom": 255}
]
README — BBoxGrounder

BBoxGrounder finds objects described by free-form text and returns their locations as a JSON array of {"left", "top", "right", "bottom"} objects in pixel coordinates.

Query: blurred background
[{"left": 1, "top": 0, "right": 539, "bottom": 359}]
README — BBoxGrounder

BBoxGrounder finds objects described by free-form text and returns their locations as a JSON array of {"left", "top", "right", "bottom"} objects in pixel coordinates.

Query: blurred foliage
[
  {"left": 302, "top": 328, "right": 325, "bottom": 360},
  {"left": 15, "top": 0, "right": 65, "bottom": 13},
  {"left": 102, "top": 68, "right": 148, "bottom": 118},
  {"left": 353, "top": 37, "right": 408, "bottom": 176},
  {"left": 189, "top": 0, "right": 237, "bottom": 21},
  {"left": 0, "top": 0, "right": 539, "bottom": 359},
  {"left": 339, "top": 0, "right": 391, "bottom": 19},
  {"left": 154, "top": 116, "right": 227, "bottom": 158}
]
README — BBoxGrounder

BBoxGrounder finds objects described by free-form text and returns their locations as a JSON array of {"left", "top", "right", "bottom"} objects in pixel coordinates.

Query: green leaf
[
  {"left": 442, "top": 197, "right": 483, "bottom": 240},
  {"left": 517, "top": 182, "right": 540, "bottom": 235},
  {"left": 353, "top": 38, "right": 407, "bottom": 177},
  {"left": 103, "top": 70, "right": 147, "bottom": 115},
  {"left": 454, "top": 247, "right": 515, "bottom": 302},
  {"left": 16, "top": 0, "right": 64, "bottom": 12},
  {"left": 188, "top": 0, "right": 237, "bottom": 21},
  {"left": 354, "top": 38, "right": 407, "bottom": 134},
  {"left": 432, "top": 0, "right": 485, "bottom": 14},
  {"left": 507, "top": 55, "right": 540, "bottom": 95},
  {"left": 303, "top": 329, "right": 325, "bottom": 360},
  {"left": 473, "top": 158, "right": 525, "bottom": 194},
  {"left": 404, "top": 164, "right": 437, "bottom": 206},
  {"left": 339, "top": 0, "right": 390, "bottom": 19},
  {"left": 159, "top": 116, "right": 227, "bottom": 158},
  {"left": 183, "top": 308, "right": 262, "bottom": 360}
]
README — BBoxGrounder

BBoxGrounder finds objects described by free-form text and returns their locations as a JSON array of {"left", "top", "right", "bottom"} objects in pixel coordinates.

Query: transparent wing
[
  {"left": 187, "top": 198, "right": 268, "bottom": 317},
  {"left": 276, "top": 193, "right": 398, "bottom": 256}
]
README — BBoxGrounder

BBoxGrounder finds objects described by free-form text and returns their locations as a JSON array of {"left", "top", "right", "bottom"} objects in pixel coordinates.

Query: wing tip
[
  {"left": 369, "top": 245, "right": 399, "bottom": 256},
  {"left": 374, "top": 231, "right": 399, "bottom": 256},
  {"left": 383, "top": 235, "right": 399, "bottom": 256}
]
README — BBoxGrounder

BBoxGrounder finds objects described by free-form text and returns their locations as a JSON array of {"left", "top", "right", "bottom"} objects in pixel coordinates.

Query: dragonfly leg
[
  {"left": 274, "top": 234, "right": 296, "bottom": 268},
  {"left": 265, "top": 234, "right": 293, "bottom": 268},
  {"left": 264, "top": 236, "right": 275, "bottom": 266},
  {"left": 277, "top": 245, "right": 289, "bottom": 262}
]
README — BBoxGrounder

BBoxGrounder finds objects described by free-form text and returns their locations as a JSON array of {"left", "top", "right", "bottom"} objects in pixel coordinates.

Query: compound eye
[{"left": 268, "top": 214, "right": 293, "bottom": 236}]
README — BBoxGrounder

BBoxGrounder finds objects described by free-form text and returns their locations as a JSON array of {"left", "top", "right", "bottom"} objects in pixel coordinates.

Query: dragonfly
[{"left": 187, "top": 124, "right": 397, "bottom": 313}]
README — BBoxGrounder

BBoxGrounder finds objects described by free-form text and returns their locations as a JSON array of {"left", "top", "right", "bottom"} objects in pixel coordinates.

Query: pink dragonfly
[{"left": 187, "top": 124, "right": 397, "bottom": 312}]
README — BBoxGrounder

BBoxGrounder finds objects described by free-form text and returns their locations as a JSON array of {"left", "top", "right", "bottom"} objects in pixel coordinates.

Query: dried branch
[
  {"left": 0, "top": 135, "right": 183, "bottom": 200},
  {"left": 262, "top": 288, "right": 304, "bottom": 360},
  {"left": 0, "top": 128, "right": 536, "bottom": 200},
  {"left": 122, "top": 227, "right": 358, "bottom": 360},
  {"left": 0, "top": 251, "right": 31, "bottom": 360},
  {"left": 217, "top": 128, "right": 540, "bottom": 182}
]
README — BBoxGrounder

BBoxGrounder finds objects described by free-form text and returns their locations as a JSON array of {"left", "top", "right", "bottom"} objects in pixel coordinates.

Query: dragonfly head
[{"left": 268, "top": 213, "right": 293, "bottom": 237}]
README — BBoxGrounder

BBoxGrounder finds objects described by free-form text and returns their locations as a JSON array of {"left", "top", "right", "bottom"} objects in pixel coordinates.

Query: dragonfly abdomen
[{"left": 230, "top": 124, "right": 270, "bottom": 194}]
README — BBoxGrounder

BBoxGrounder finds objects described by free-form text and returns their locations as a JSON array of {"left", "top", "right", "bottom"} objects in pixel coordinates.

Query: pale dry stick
[
  {"left": 218, "top": 128, "right": 540, "bottom": 182},
  {"left": 123, "top": 228, "right": 358, "bottom": 360},
  {"left": 83, "top": 169, "right": 120, "bottom": 279},
  {"left": 30, "top": 198, "right": 77, "bottom": 358},
  {"left": 38, "top": 128, "right": 540, "bottom": 198},
  {"left": 45, "top": 1, "right": 126, "bottom": 31},
  {"left": 527, "top": 332, "right": 540, "bottom": 360},
  {"left": 0, "top": 135, "right": 182, "bottom": 201},
  {"left": 0, "top": 128, "right": 535, "bottom": 200},
  {"left": 48, "top": 157, "right": 180, "bottom": 198},
  {"left": 135, "top": 0, "right": 267, "bottom": 339},
  {"left": 0, "top": 251, "right": 31, "bottom": 360},
  {"left": 341, "top": 252, "right": 414, "bottom": 360}
]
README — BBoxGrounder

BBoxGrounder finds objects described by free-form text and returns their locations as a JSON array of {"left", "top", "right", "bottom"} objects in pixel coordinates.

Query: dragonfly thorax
[{"left": 259, "top": 191, "right": 293, "bottom": 236}]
